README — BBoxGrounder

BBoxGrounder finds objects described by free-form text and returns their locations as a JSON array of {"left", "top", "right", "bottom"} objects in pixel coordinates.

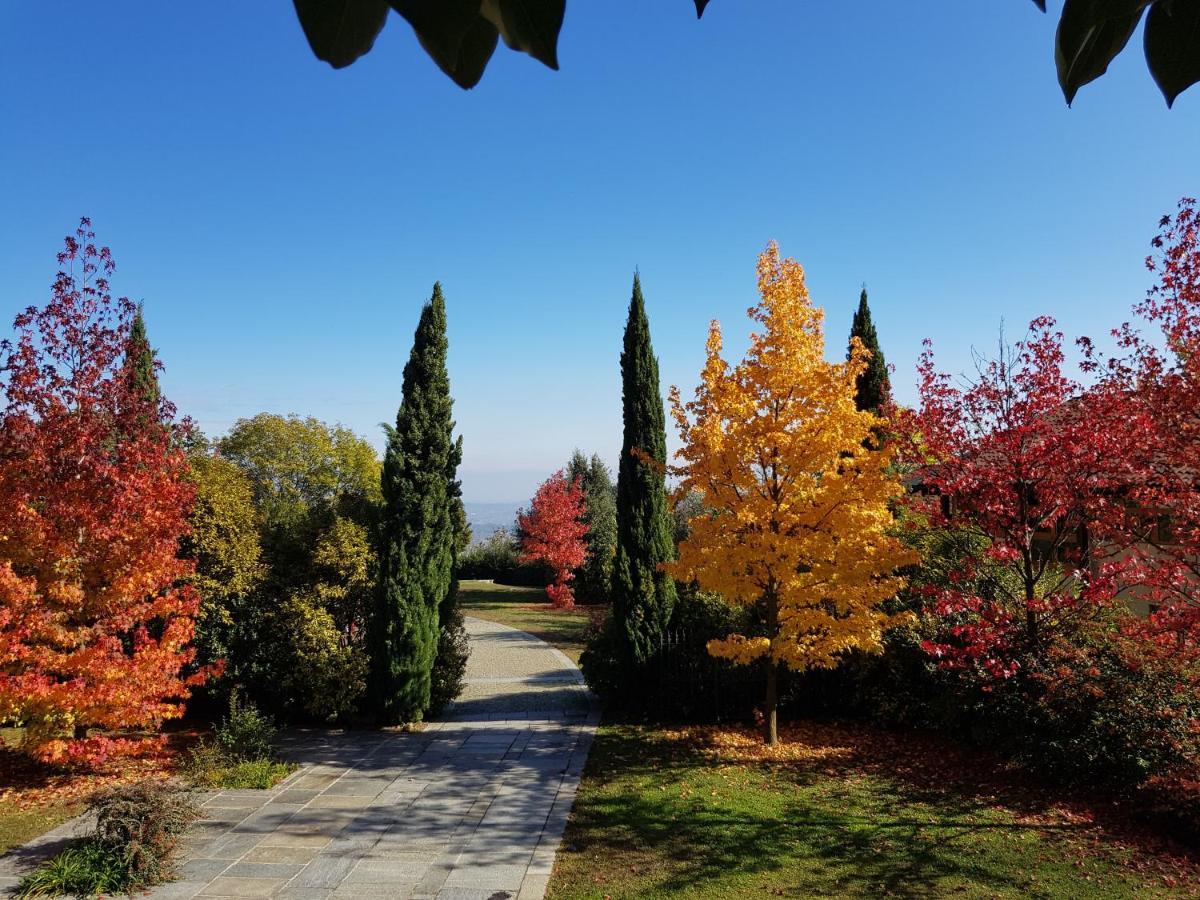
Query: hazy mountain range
[{"left": 463, "top": 501, "right": 520, "bottom": 544}]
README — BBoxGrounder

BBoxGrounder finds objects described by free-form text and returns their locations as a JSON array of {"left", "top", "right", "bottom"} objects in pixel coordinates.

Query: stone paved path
[{"left": 0, "top": 616, "right": 598, "bottom": 899}]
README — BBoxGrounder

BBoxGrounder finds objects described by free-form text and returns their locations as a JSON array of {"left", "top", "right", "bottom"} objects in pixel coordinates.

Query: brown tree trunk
[
  {"left": 764, "top": 660, "right": 778, "bottom": 746},
  {"left": 763, "top": 585, "right": 779, "bottom": 746}
]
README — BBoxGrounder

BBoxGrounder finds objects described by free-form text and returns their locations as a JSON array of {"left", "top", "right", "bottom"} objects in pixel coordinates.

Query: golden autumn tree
[{"left": 669, "top": 243, "right": 915, "bottom": 745}]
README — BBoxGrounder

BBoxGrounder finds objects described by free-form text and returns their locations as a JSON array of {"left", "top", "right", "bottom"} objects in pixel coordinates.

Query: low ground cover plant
[
  {"left": 182, "top": 692, "right": 294, "bottom": 790},
  {"left": 17, "top": 782, "right": 198, "bottom": 898}
]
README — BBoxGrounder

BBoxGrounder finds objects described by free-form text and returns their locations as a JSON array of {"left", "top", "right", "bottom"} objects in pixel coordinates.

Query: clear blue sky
[{"left": 1, "top": 2, "right": 1197, "bottom": 502}]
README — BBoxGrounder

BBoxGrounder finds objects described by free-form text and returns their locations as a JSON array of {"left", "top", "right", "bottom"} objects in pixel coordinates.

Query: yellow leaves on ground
[
  {"left": 663, "top": 724, "right": 858, "bottom": 765},
  {"left": 670, "top": 242, "right": 917, "bottom": 673}
]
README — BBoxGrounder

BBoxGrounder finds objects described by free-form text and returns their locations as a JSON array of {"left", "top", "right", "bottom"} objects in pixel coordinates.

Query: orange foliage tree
[
  {"left": 669, "top": 243, "right": 915, "bottom": 745},
  {"left": 0, "top": 220, "right": 205, "bottom": 765}
]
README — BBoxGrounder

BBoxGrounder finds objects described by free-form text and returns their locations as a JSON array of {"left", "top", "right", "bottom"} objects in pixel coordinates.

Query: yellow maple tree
[{"left": 669, "top": 242, "right": 916, "bottom": 745}]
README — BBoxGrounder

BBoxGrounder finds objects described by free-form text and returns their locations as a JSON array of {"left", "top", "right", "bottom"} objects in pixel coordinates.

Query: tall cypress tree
[
  {"left": 370, "top": 284, "right": 462, "bottom": 723},
  {"left": 429, "top": 485, "right": 469, "bottom": 716},
  {"left": 611, "top": 274, "right": 676, "bottom": 663},
  {"left": 125, "top": 304, "right": 160, "bottom": 406},
  {"left": 566, "top": 450, "right": 617, "bottom": 603},
  {"left": 848, "top": 287, "right": 891, "bottom": 413}
]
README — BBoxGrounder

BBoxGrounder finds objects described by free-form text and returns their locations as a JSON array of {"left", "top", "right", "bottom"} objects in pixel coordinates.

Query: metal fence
[{"left": 646, "top": 628, "right": 761, "bottom": 723}]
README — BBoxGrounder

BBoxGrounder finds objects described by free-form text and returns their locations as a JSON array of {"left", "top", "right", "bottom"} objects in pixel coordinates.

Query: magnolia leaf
[
  {"left": 390, "top": 0, "right": 500, "bottom": 89},
  {"left": 695, "top": 0, "right": 712, "bottom": 18},
  {"left": 1145, "top": 0, "right": 1200, "bottom": 107},
  {"left": 449, "top": 15, "right": 502, "bottom": 88},
  {"left": 480, "top": 0, "right": 565, "bottom": 69},
  {"left": 293, "top": 0, "right": 390, "bottom": 69},
  {"left": 1056, "top": 0, "right": 1150, "bottom": 104}
]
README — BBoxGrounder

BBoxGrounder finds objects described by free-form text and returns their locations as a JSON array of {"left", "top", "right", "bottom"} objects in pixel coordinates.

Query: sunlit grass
[
  {"left": 0, "top": 727, "right": 82, "bottom": 856},
  {"left": 548, "top": 723, "right": 1196, "bottom": 899},
  {"left": 458, "top": 579, "right": 595, "bottom": 663}
]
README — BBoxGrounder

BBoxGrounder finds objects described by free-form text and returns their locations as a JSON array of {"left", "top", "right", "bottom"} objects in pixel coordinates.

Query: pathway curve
[{"left": 1, "top": 616, "right": 599, "bottom": 900}]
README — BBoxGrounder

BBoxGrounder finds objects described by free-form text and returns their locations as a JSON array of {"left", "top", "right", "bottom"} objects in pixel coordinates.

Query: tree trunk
[
  {"left": 763, "top": 585, "right": 779, "bottom": 746},
  {"left": 1025, "top": 575, "right": 1038, "bottom": 646},
  {"left": 764, "top": 660, "right": 778, "bottom": 746}
]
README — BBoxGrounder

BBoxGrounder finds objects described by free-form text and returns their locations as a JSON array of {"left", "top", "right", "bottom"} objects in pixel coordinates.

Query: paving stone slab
[
  {"left": 179, "top": 858, "right": 234, "bottom": 881},
  {"left": 278, "top": 888, "right": 334, "bottom": 900},
  {"left": 244, "top": 845, "right": 320, "bottom": 865},
  {"left": 344, "top": 858, "right": 431, "bottom": 883},
  {"left": 293, "top": 854, "right": 357, "bottom": 888},
  {"left": 199, "top": 875, "right": 288, "bottom": 897}
]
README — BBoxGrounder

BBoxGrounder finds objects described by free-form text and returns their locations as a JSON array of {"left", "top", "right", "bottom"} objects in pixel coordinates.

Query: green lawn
[
  {"left": 0, "top": 727, "right": 83, "bottom": 856},
  {"left": 548, "top": 722, "right": 1197, "bottom": 898},
  {"left": 458, "top": 579, "right": 595, "bottom": 663},
  {"left": 0, "top": 800, "right": 82, "bottom": 857}
]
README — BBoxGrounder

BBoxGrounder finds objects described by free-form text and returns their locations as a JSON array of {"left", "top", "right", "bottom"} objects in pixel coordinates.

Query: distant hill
[{"left": 463, "top": 501, "right": 520, "bottom": 544}]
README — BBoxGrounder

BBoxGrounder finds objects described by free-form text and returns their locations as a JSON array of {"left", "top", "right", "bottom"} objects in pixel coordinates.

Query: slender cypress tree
[
  {"left": 125, "top": 304, "right": 160, "bottom": 406},
  {"left": 611, "top": 274, "right": 676, "bottom": 663},
  {"left": 566, "top": 450, "right": 617, "bottom": 603},
  {"left": 370, "top": 284, "right": 462, "bottom": 723},
  {"left": 429, "top": 487, "right": 469, "bottom": 717},
  {"left": 848, "top": 287, "right": 891, "bottom": 413}
]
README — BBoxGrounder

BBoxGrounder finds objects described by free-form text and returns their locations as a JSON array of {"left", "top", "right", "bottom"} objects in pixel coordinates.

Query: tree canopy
[
  {"left": 218, "top": 413, "right": 381, "bottom": 537},
  {"left": 848, "top": 287, "right": 891, "bottom": 415}
]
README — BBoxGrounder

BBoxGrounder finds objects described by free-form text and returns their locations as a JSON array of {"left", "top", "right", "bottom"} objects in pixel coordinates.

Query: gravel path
[{"left": 0, "top": 616, "right": 599, "bottom": 900}]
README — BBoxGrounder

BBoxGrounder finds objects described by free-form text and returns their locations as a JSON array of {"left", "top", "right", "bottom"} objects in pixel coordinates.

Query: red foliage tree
[
  {"left": 898, "top": 319, "right": 1146, "bottom": 679},
  {"left": 0, "top": 220, "right": 206, "bottom": 765},
  {"left": 518, "top": 471, "right": 588, "bottom": 609},
  {"left": 1097, "top": 197, "right": 1200, "bottom": 642}
]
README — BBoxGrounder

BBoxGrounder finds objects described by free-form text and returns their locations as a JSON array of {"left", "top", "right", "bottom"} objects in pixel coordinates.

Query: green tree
[
  {"left": 206, "top": 415, "right": 382, "bottom": 720},
  {"left": 847, "top": 287, "right": 891, "bottom": 414},
  {"left": 567, "top": 450, "right": 617, "bottom": 603},
  {"left": 219, "top": 413, "right": 381, "bottom": 525},
  {"left": 183, "top": 454, "right": 266, "bottom": 679},
  {"left": 370, "top": 283, "right": 463, "bottom": 723},
  {"left": 279, "top": 593, "right": 369, "bottom": 723},
  {"left": 311, "top": 516, "right": 376, "bottom": 636},
  {"left": 124, "top": 304, "right": 160, "bottom": 407},
  {"left": 431, "top": 475, "right": 470, "bottom": 717},
  {"left": 219, "top": 413, "right": 382, "bottom": 574},
  {"left": 611, "top": 274, "right": 677, "bottom": 663}
]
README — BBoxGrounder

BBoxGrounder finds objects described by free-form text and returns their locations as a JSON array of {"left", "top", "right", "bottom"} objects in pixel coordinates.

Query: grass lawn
[
  {"left": 458, "top": 579, "right": 596, "bottom": 663},
  {"left": 0, "top": 727, "right": 83, "bottom": 856},
  {"left": 0, "top": 798, "right": 82, "bottom": 857},
  {"left": 548, "top": 721, "right": 1200, "bottom": 898}
]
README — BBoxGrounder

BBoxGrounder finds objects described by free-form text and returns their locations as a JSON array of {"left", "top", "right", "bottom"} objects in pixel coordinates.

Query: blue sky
[{"left": 1, "top": 2, "right": 1197, "bottom": 503}]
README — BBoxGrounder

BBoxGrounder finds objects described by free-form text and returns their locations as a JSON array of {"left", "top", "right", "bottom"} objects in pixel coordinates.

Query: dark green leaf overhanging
[{"left": 290, "top": 0, "right": 1198, "bottom": 104}]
